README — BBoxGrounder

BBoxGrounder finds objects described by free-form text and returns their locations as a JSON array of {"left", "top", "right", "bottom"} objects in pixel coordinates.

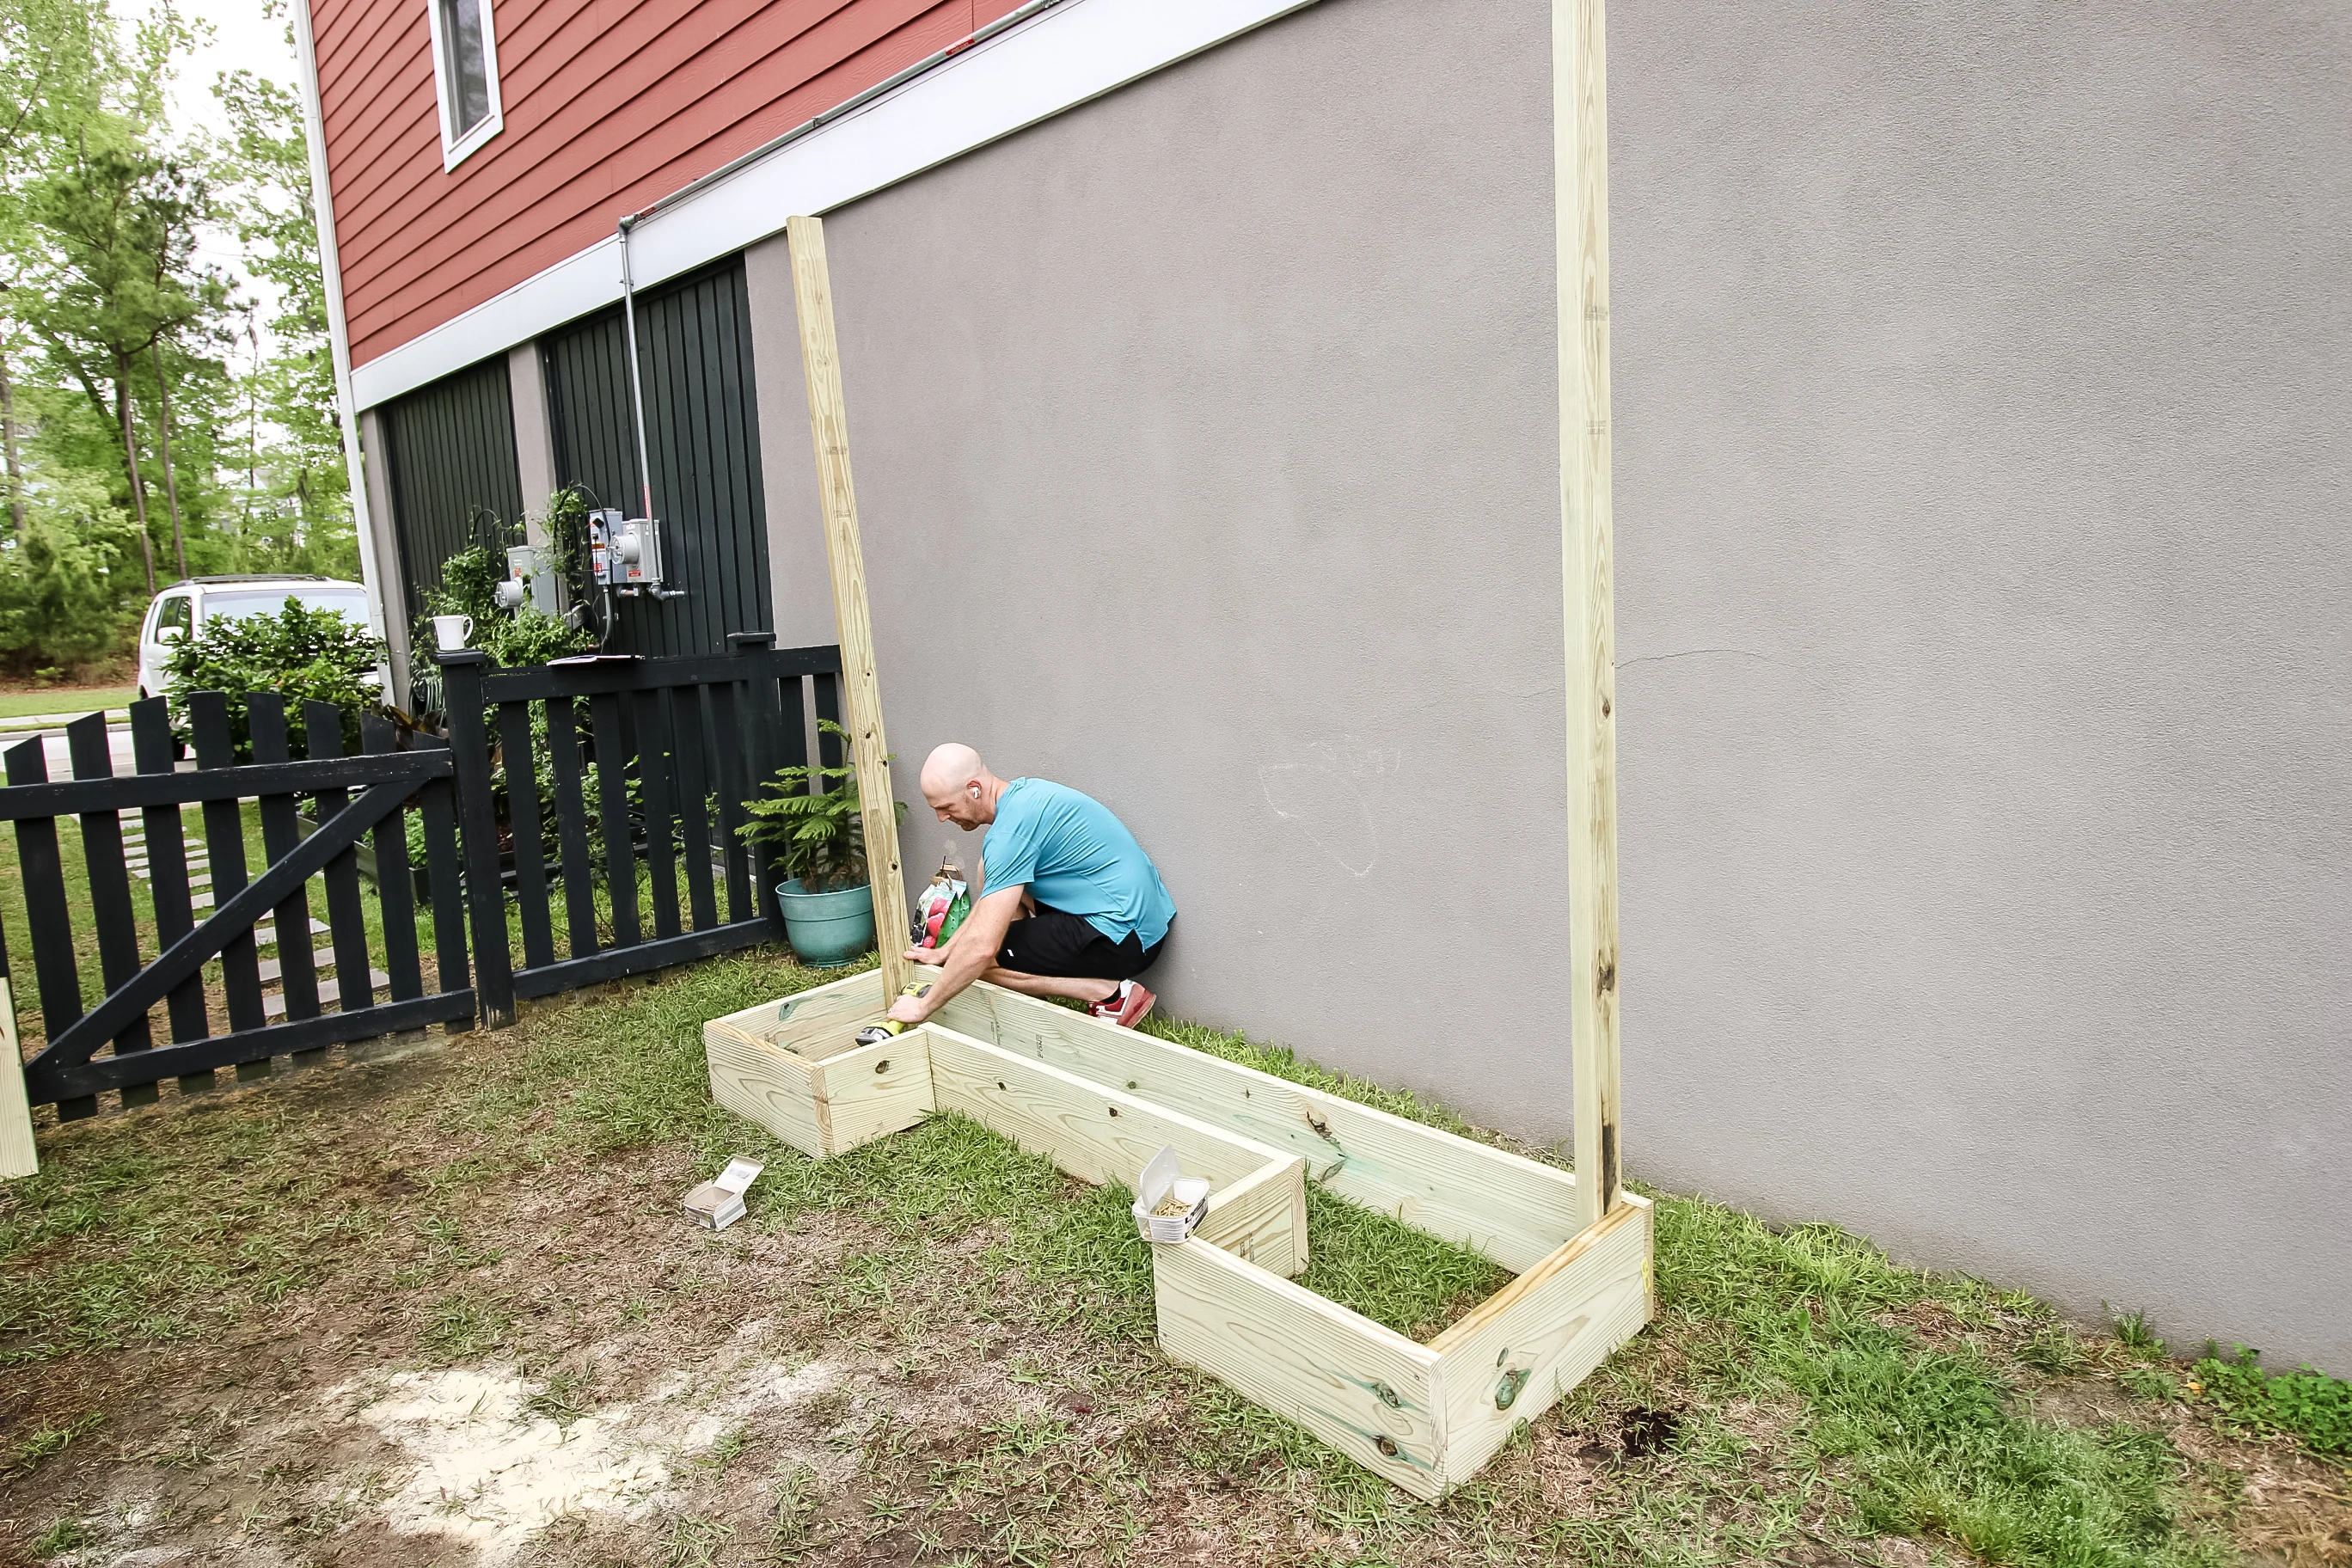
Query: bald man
[{"left": 885, "top": 744, "right": 1175, "bottom": 1030}]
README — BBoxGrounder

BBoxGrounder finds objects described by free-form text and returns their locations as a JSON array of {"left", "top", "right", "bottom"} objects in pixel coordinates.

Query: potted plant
[{"left": 739, "top": 722, "right": 905, "bottom": 967}]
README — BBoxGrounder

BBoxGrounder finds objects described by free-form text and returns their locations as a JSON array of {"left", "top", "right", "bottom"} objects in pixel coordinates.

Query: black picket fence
[{"left": 0, "top": 637, "right": 845, "bottom": 1118}]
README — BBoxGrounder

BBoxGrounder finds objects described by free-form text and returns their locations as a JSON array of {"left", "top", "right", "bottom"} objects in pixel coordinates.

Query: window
[
  {"left": 201, "top": 588, "right": 371, "bottom": 628},
  {"left": 426, "top": 0, "right": 503, "bottom": 169},
  {"left": 150, "top": 594, "right": 192, "bottom": 642}
]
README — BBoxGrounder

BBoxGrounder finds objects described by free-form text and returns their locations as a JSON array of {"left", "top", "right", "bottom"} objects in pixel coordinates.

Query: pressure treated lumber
[
  {"left": 706, "top": 980, "right": 886, "bottom": 1054},
  {"left": 1192, "top": 1154, "right": 1309, "bottom": 1280},
  {"left": 1428, "top": 1196, "right": 1651, "bottom": 1482},
  {"left": 1556, "top": 0, "right": 1623, "bottom": 1228},
  {"left": 702, "top": 968, "right": 1653, "bottom": 1498},
  {"left": 0, "top": 974, "right": 33, "bottom": 1179},
  {"left": 932, "top": 979, "right": 1589, "bottom": 1273},
  {"left": 923, "top": 1023, "right": 1306, "bottom": 1277},
  {"left": 704, "top": 1016, "right": 934, "bottom": 1159},
  {"left": 784, "top": 213, "right": 910, "bottom": 1001},
  {"left": 706, "top": 1018, "right": 828, "bottom": 1156},
  {"left": 745, "top": 966, "right": 1592, "bottom": 1271},
  {"left": 1155, "top": 1234, "right": 1443, "bottom": 1492}
]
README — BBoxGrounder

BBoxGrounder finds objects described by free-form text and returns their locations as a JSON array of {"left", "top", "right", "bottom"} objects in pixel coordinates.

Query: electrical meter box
[
  {"left": 492, "top": 545, "right": 563, "bottom": 615},
  {"left": 585, "top": 510, "right": 665, "bottom": 593},
  {"left": 616, "top": 518, "right": 665, "bottom": 593}
]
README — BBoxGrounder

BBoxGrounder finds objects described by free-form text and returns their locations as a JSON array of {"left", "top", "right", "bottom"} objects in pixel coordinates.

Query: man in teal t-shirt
[{"left": 883, "top": 743, "right": 1175, "bottom": 1031}]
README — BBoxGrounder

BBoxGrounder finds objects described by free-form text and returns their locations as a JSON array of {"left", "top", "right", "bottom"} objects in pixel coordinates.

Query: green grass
[
  {"left": 0, "top": 687, "right": 135, "bottom": 722},
  {"left": 3, "top": 950, "right": 2340, "bottom": 1568}
]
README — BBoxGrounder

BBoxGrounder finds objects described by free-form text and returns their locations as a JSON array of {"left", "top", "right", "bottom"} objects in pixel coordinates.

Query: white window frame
[{"left": 426, "top": 0, "right": 505, "bottom": 171}]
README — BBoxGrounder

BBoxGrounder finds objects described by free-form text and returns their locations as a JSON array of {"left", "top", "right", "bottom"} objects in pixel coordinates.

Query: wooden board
[
  {"left": 705, "top": 1017, "right": 828, "bottom": 1158},
  {"left": 703, "top": 968, "right": 886, "bottom": 1058},
  {"left": 0, "top": 977, "right": 33, "bottom": 1179},
  {"left": 1429, "top": 1194, "right": 1651, "bottom": 1481},
  {"left": 1194, "top": 1154, "right": 1308, "bottom": 1280},
  {"left": 1155, "top": 1234, "right": 1444, "bottom": 1495},
  {"left": 923, "top": 1025, "right": 1301, "bottom": 1203},
  {"left": 784, "top": 213, "right": 911, "bottom": 1003},
  {"left": 703, "top": 977, "right": 1654, "bottom": 1498},
  {"left": 1556, "top": 0, "right": 1624, "bottom": 1229},
  {"left": 817, "top": 1034, "right": 935, "bottom": 1153},
  {"left": 934, "top": 981, "right": 1586, "bottom": 1273}
]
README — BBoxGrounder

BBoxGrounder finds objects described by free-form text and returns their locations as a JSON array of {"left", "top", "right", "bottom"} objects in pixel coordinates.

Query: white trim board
[{"left": 349, "top": 0, "right": 1325, "bottom": 410}]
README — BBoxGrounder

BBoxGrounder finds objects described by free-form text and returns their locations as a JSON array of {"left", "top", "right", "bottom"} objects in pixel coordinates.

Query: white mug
[{"left": 432, "top": 614, "right": 474, "bottom": 651}]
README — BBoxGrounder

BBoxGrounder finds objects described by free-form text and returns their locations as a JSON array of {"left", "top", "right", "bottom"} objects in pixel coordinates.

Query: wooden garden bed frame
[
  {"left": 707, "top": 966, "right": 1652, "bottom": 1498},
  {"left": 689, "top": 0, "right": 1639, "bottom": 1500}
]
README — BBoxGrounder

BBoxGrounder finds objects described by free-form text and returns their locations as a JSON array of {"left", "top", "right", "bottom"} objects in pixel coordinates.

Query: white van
[{"left": 137, "top": 575, "right": 379, "bottom": 701}]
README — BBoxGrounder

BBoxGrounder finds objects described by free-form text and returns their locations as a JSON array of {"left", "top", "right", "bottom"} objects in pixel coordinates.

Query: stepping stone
[
  {"left": 246, "top": 921, "right": 334, "bottom": 944},
  {"left": 249, "top": 949, "right": 392, "bottom": 989},
  {"left": 260, "top": 976, "right": 387, "bottom": 1016}
]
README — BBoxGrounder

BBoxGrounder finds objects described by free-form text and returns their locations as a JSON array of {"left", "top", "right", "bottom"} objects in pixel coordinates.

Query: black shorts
[{"left": 995, "top": 903, "right": 1167, "bottom": 982}]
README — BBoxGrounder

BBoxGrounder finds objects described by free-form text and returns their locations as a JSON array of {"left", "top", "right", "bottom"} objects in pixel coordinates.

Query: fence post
[
  {"left": 729, "top": 633, "right": 785, "bottom": 925},
  {"left": 0, "top": 917, "right": 33, "bottom": 1180},
  {"left": 439, "top": 652, "right": 518, "bottom": 1028}
]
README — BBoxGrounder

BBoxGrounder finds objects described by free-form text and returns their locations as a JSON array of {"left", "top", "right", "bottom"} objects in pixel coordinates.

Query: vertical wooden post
[
  {"left": 1558, "top": 0, "right": 1622, "bottom": 1230},
  {"left": 784, "top": 214, "right": 911, "bottom": 1002},
  {"left": 0, "top": 918, "right": 34, "bottom": 1179}
]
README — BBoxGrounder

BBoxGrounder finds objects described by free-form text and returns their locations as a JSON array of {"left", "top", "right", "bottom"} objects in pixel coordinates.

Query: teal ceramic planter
[{"left": 776, "top": 879, "right": 876, "bottom": 968}]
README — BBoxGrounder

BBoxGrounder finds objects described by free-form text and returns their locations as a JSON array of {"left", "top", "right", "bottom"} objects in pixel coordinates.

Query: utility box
[
  {"left": 493, "top": 545, "right": 564, "bottom": 615},
  {"left": 616, "top": 518, "right": 665, "bottom": 593},
  {"left": 585, "top": 510, "right": 667, "bottom": 594}
]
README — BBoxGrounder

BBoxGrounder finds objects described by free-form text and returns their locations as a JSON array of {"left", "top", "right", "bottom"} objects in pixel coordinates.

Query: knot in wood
[{"left": 1495, "top": 1367, "right": 1532, "bottom": 1410}]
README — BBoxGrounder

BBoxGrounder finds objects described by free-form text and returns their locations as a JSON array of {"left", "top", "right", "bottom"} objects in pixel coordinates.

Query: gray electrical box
[
  {"left": 493, "top": 544, "right": 564, "bottom": 615},
  {"left": 616, "top": 518, "right": 665, "bottom": 593}
]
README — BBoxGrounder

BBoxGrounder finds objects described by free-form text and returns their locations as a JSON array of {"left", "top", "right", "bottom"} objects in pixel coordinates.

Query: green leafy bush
[
  {"left": 417, "top": 495, "right": 596, "bottom": 675},
  {"left": 163, "top": 597, "right": 386, "bottom": 759},
  {"left": 2185, "top": 1345, "right": 2352, "bottom": 1456},
  {"left": 738, "top": 721, "right": 903, "bottom": 892}
]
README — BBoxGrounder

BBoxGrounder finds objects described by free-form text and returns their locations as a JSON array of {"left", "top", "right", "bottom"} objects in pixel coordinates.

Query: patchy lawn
[{"left": 1, "top": 951, "right": 2346, "bottom": 1567}]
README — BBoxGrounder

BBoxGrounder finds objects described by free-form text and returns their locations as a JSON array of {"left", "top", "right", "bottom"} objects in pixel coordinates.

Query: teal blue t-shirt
[{"left": 980, "top": 779, "right": 1175, "bottom": 947}]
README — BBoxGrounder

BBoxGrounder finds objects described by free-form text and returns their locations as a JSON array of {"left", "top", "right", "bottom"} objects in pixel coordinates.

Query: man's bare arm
[{"left": 889, "top": 885, "right": 1023, "bottom": 1025}]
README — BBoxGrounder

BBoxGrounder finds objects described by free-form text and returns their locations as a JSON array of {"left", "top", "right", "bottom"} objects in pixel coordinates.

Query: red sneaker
[{"left": 1089, "top": 980, "right": 1155, "bottom": 1028}]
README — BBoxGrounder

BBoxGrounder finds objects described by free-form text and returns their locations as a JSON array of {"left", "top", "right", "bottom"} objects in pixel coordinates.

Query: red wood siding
[{"left": 315, "top": 0, "right": 1032, "bottom": 368}]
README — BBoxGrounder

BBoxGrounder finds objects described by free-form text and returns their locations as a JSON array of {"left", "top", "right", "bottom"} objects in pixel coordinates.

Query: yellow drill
[{"left": 854, "top": 983, "right": 932, "bottom": 1046}]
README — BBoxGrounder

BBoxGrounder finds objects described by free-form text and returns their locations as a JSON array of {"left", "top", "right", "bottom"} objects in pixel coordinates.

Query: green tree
[
  {"left": 20, "top": 135, "right": 230, "bottom": 597},
  {"left": 211, "top": 65, "right": 352, "bottom": 577}
]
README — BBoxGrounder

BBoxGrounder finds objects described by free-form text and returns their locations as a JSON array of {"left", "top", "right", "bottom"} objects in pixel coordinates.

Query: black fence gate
[{"left": 0, "top": 639, "right": 844, "bottom": 1119}]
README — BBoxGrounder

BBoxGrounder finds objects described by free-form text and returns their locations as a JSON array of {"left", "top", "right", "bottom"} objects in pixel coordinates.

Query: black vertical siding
[
  {"left": 381, "top": 356, "right": 524, "bottom": 628},
  {"left": 542, "top": 258, "right": 773, "bottom": 658}
]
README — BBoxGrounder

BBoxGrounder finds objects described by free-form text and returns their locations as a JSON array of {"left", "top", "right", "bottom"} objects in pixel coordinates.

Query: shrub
[
  {"left": 163, "top": 597, "right": 387, "bottom": 759},
  {"left": 418, "top": 494, "right": 596, "bottom": 674}
]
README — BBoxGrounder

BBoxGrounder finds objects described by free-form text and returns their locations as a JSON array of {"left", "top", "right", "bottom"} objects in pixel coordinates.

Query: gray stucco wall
[{"left": 746, "top": 0, "right": 2351, "bottom": 1372}]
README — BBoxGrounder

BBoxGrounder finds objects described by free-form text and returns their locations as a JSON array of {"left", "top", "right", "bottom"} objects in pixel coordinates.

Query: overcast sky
[
  {"left": 128, "top": 0, "right": 303, "bottom": 137},
  {"left": 118, "top": 0, "right": 309, "bottom": 361}
]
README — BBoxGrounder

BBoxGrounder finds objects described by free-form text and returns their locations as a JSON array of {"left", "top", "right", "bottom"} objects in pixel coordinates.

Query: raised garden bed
[{"left": 705, "top": 966, "right": 1653, "bottom": 1498}]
